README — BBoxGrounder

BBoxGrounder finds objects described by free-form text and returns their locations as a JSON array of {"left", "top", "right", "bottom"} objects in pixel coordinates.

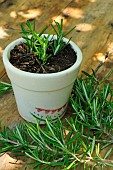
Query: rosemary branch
[{"left": 0, "top": 81, "right": 12, "bottom": 94}]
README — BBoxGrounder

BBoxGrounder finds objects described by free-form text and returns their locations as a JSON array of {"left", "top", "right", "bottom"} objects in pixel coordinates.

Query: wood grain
[{"left": 0, "top": 0, "right": 113, "bottom": 169}]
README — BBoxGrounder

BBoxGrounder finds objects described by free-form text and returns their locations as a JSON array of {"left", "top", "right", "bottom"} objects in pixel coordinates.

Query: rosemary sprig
[
  {"left": 0, "top": 81, "right": 12, "bottom": 94},
  {"left": 70, "top": 70, "right": 113, "bottom": 139}
]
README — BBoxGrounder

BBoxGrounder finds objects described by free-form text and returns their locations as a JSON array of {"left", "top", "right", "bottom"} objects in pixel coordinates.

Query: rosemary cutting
[
  {"left": 20, "top": 19, "right": 75, "bottom": 65},
  {"left": 0, "top": 81, "right": 12, "bottom": 94},
  {"left": 0, "top": 70, "right": 113, "bottom": 170}
]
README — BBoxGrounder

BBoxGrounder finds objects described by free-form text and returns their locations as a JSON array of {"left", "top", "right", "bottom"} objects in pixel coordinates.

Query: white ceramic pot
[{"left": 3, "top": 35, "right": 82, "bottom": 124}]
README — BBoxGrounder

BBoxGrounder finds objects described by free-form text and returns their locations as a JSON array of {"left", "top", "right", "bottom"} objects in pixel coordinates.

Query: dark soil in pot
[{"left": 9, "top": 42, "right": 77, "bottom": 74}]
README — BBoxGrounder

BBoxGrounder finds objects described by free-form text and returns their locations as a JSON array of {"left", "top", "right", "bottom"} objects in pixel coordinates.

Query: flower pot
[{"left": 3, "top": 35, "right": 82, "bottom": 124}]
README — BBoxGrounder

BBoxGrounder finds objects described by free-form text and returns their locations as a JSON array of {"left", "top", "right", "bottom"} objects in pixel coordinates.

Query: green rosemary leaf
[
  {"left": 20, "top": 24, "right": 28, "bottom": 34},
  {"left": 15, "top": 126, "right": 24, "bottom": 144},
  {"left": 39, "top": 25, "right": 49, "bottom": 37},
  {"left": 105, "top": 163, "right": 113, "bottom": 167},
  {"left": 90, "top": 136, "right": 96, "bottom": 155},
  {"left": 50, "top": 161, "right": 64, "bottom": 166},
  {"left": 64, "top": 159, "right": 76, "bottom": 170},
  {"left": 26, "top": 20, "right": 33, "bottom": 31},
  {"left": 51, "top": 21, "right": 58, "bottom": 35},
  {"left": 82, "top": 70, "right": 93, "bottom": 77},
  {"left": 0, "top": 81, "right": 12, "bottom": 94},
  {"left": 104, "top": 148, "right": 113, "bottom": 159},
  {"left": 101, "top": 143, "right": 112, "bottom": 150},
  {"left": 63, "top": 25, "right": 76, "bottom": 37},
  {"left": 103, "top": 68, "right": 113, "bottom": 81}
]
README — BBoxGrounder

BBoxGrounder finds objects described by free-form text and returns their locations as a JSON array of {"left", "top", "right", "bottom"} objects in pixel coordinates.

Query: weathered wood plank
[{"left": 0, "top": 0, "right": 113, "bottom": 169}]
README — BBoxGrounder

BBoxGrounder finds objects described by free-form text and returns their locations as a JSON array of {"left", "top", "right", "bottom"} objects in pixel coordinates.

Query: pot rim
[{"left": 3, "top": 35, "right": 82, "bottom": 78}]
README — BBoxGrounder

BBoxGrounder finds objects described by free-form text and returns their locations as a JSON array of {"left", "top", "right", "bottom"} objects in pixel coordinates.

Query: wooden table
[{"left": 0, "top": 0, "right": 113, "bottom": 169}]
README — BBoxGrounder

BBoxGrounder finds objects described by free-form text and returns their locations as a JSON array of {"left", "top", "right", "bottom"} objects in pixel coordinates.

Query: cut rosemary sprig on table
[
  {"left": 0, "top": 81, "right": 12, "bottom": 94},
  {"left": 0, "top": 70, "right": 113, "bottom": 169}
]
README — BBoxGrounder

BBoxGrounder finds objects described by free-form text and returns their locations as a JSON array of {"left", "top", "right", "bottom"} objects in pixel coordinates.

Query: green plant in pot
[{"left": 3, "top": 19, "right": 82, "bottom": 124}]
